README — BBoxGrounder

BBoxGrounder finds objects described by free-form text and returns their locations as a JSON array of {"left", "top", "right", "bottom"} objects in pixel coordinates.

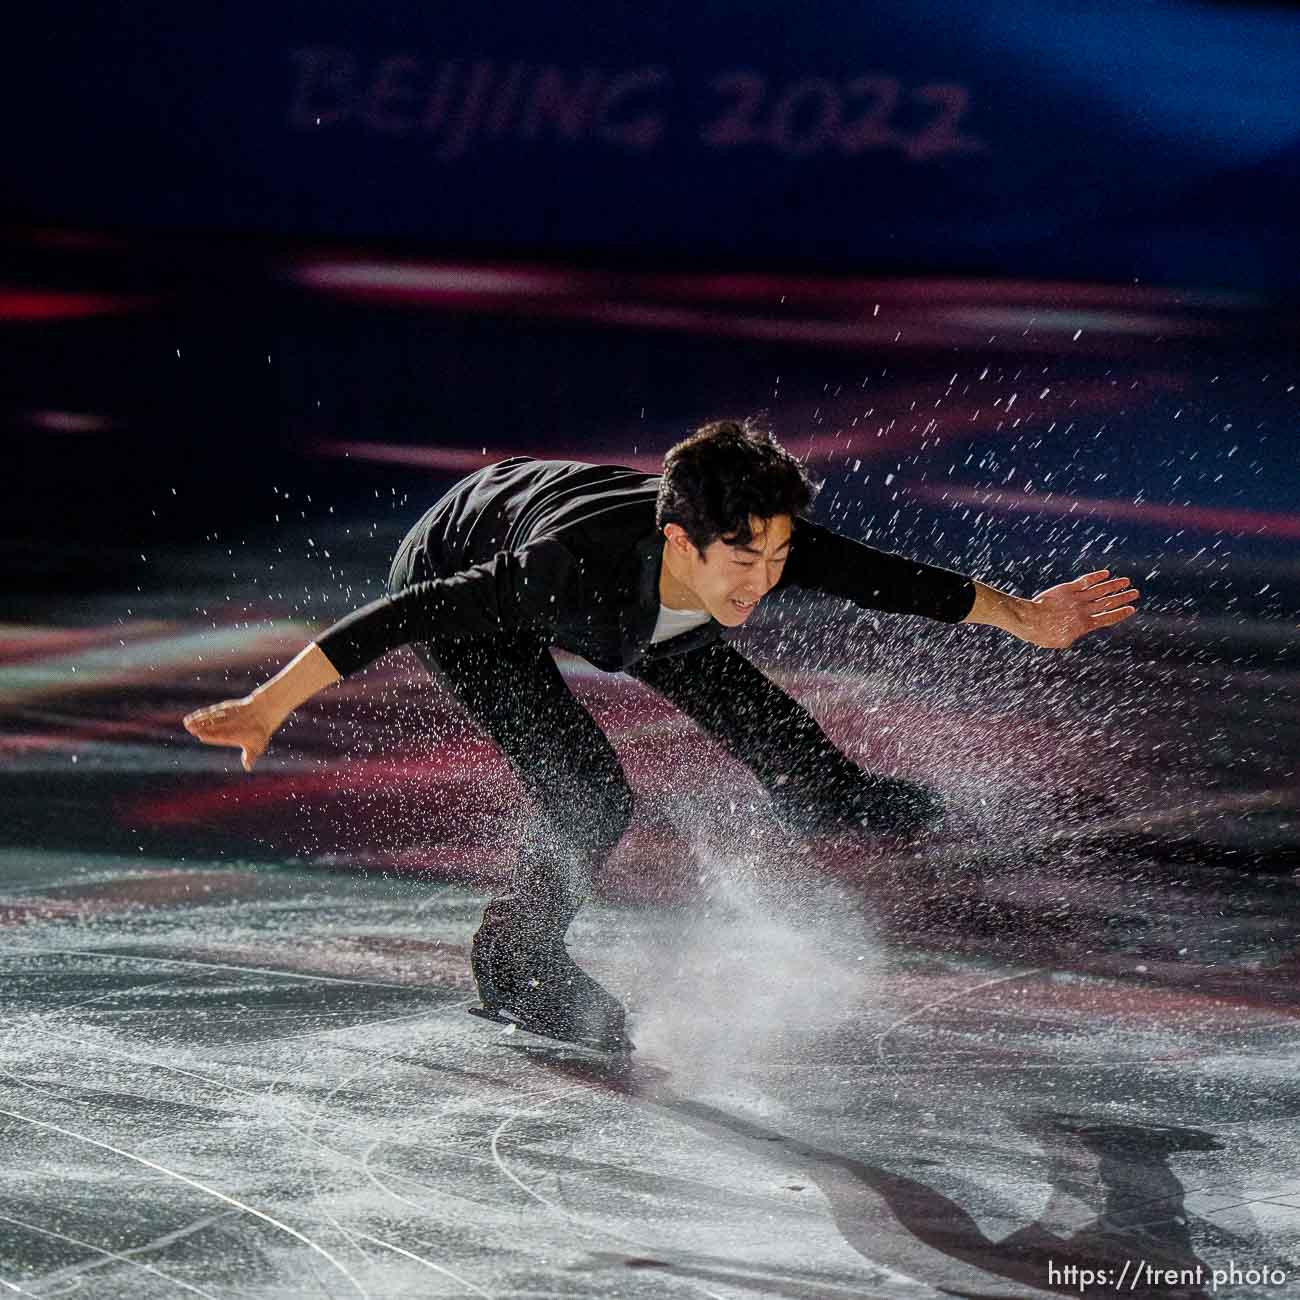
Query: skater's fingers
[
  {"left": 1081, "top": 576, "right": 1134, "bottom": 599},
  {"left": 185, "top": 701, "right": 230, "bottom": 723},
  {"left": 185, "top": 698, "right": 258, "bottom": 732},
  {"left": 1091, "top": 588, "right": 1139, "bottom": 612},
  {"left": 1088, "top": 605, "right": 1137, "bottom": 629},
  {"left": 1072, "top": 569, "right": 1111, "bottom": 588},
  {"left": 185, "top": 715, "right": 237, "bottom": 742},
  {"left": 184, "top": 700, "right": 241, "bottom": 729}
]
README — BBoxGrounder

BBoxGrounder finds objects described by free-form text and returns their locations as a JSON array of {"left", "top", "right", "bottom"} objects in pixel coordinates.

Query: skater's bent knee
[
  {"left": 599, "top": 777, "right": 635, "bottom": 841},
  {"left": 773, "top": 774, "right": 942, "bottom": 838},
  {"left": 857, "top": 777, "right": 943, "bottom": 836},
  {"left": 552, "top": 772, "right": 634, "bottom": 849}
]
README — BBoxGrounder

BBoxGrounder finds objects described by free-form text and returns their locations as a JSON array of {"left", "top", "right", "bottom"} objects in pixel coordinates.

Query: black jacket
[{"left": 316, "top": 457, "right": 976, "bottom": 675}]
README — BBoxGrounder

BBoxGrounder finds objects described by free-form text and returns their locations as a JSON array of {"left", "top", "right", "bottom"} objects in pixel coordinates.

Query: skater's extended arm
[
  {"left": 779, "top": 519, "right": 976, "bottom": 622},
  {"left": 962, "top": 570, "right": 1138, "bottom": 649},
  {"left": 780, "top": 520, "right": 1137, "bottom": 647},
  {"left": 184, "top": 537, "right": 577, "bottom": 770},
  {"left": 183, "top": 644, "right": 340, "bottom": 771}
]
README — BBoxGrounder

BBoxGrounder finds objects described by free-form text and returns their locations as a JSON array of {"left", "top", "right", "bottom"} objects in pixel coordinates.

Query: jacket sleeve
[
  {"left": 779, "top": 517, "right": 976, "bottom": 624},
  {"left": 314, "top": 536, "right": 576, "bottom": 675}
]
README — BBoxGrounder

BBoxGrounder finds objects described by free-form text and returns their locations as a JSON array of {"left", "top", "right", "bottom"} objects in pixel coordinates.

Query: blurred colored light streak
[
  {"left": 631, "top": 275, "right": 1255, "bottom": 311},
  {"left": 289, "top": 259, "right": 1248, "bottom": 349},
  {"left": 22, "top": 410, "right": 116, "bottom": 435},
  {"left": 313, "top": 441, "right": 664, "bottom": 474},
  {"left": 908, "top": 484, "right": 1300, "bottom": 540},
  {"left": 131, "top": 752, "right": 501, "bottom": 828},
  {"left": 0, "top": 622, "right": 171, "bottom": 667},
  {"left": 0, "top": 870, "right": 259, "bottom": 928},
  {"left": 0, "top": 289, "right": 148, "bottom": 321},
  {"left": 293, "top": 262, "right": 581, "bottom": 299},
  {"left": 938, "top": 308, "right": 1208, "bottom": 337},
  {"left": 573, "top": 305, "right": 1217, "bottom": 351},
  {"left": 0, "top": 624, "right": 317, "bottom": 707},
  {"left": 292, "top": 260, "right": 1251, "bottom": 313},
  {"left": 316, "top": 371, "right": 1187, "bottom": 476}
]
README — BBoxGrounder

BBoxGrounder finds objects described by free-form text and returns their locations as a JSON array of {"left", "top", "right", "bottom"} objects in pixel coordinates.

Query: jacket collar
[{"left": 619, "top": 532, "right": 721, "bottom": 666}]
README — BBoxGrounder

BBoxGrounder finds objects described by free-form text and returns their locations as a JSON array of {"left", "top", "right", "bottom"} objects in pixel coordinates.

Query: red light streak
[
  {"left": 0, "top": 289, "right": 148, "bottom": 321},
  {"left": 909, "top": 483, "right": 1300, "bottom": 539}
]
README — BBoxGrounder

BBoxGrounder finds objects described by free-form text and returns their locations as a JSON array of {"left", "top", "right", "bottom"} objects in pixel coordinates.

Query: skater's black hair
[{"left": 656, "top": 418, "right": 817, "bottom": 553}]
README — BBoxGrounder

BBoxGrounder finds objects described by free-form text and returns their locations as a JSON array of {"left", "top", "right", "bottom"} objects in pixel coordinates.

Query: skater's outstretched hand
[
  {"left": 183, "top": 696, "right": 273, "bottom": 771},
  {"left": 964, "top": 570, "right": 1139, "bottom": 649},
  {"left": 1023, "top": 570, "right": 1139, "bottom": 648},
  {"left": 182, "top": 643, "right": 341, "bottom": 771}
]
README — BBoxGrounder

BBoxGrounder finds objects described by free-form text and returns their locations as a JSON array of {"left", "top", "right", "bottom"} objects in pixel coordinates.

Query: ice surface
[{"left": 2, "top": 849, "right": 1298, "bottom": 1298}]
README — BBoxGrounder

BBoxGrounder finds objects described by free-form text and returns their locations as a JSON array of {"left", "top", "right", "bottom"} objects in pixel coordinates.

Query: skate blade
[{"left": 467, "top": 1004, "right": 635, "bottom": 1054}]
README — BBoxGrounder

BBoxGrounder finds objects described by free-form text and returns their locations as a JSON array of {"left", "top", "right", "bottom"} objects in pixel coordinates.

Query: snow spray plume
[{"left": 628, "top": 826, "right": 882, "bottom": 1094}]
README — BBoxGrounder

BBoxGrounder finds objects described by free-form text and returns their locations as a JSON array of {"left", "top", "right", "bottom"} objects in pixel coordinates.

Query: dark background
[
  {"left": 1, "top": 11, "right": 1299, "bottom": 1293},
  {"left": 1, "top": 0, "right": 1296, "bottom": 877}
]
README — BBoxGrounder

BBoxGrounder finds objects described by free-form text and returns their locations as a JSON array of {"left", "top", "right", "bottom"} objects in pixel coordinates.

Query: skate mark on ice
[
  {"left": 874, "top": 969, "right": 1044, "bottom": 1066},
  {"left": 491, "top": 1059, "right": 911, "bottom": 1298},
  {"left": 0, "top": 968, "right": 518, "bottom": 1300},
  {"left": 349, "top": 1073, "right": 631, "bottom": 1293},
  {"left": 21, "top": 1210, "right": 239, "bottom": 1294},
  {"left": 0, "top": 1004, "right": 354, "bottom": 1159},
  {"left": 0, "top": 1105, "right": 371, "bottom": 1299},
  {"left": 0, "top": 943, "right": 464, "bottom": 1166},
  {"left": 0, "top": 969, "right": 247, "bottom": 1110},
  {"left": 296, "top": 1018, "right": 498, "bottom": 1300},
  {"left": 1, "top": 945, "right": 420, "bottom": 992},
  {"left": 0, "top": 975, "right": 174, "bottom": 1034},
  {"left": 488, "top": 1075, "right": 748, "bottom": 1298},
  {"left": 212, "top": 1006, "right": 442, "bottom": 1051},
  {"left": 0, "top": 1210, "right": 225, "bottom": 1300},
  {"left": 4, "top": 1025, "right": 258, "bottom": 1111},
  {"left": 351, "top": 1062, "right": 698, "bottom": 1294},
  {"left": 854, "top": 1057, "right": 1194, "bottom": 1074},
  {"left": 0, "top": 1001, "right": 450, "bottom": 1165},
  {"left": 0, "top": 974, "right": 186, "bottom": 1099},
  {"left": 490, "top": 1082, "right": 619, "bottom": 1226},
  {"left": 350, "top": 1228, "right": 496, "bottom": 1300},
  {"left": 642, "top": 1093, "right": 931, "bottom": 1295},
  {"left": 359, "top": 1120, "right": 518, "bottom": 1211},
  {"left": 0, "top": 939, "right": 440, "bottom": 1122},
  {"left": 352, "top": 1064, "right": 652, "bottom": 1215}
]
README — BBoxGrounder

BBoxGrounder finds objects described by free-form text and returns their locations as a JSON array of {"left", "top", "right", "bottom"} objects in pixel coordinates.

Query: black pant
[{"left": 410, "top": 631, "right": 940, "bottom": 944}]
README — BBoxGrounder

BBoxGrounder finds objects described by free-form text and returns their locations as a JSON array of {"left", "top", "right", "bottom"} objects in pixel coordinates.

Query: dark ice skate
[{"left": 468, "top": 923, "right": 634, "bottom": 1053}]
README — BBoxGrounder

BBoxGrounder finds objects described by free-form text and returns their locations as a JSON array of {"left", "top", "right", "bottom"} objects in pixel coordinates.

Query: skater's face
[{"left": 662, "top": 514, "right": 793, "bottom": 626}]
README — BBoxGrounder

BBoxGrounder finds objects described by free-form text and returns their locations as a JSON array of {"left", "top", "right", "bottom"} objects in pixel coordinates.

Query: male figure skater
[{"left": 184, "top": 420, "right": 1138, "bottom": 1049}]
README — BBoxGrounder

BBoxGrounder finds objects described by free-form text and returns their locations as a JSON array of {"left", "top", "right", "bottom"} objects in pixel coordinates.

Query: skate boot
[
  {"left": 772, "top": 769, "right": 944, "bottom": 841},
  {"left": 468, "top": 920, "right": 633, "bottom": 1053}
]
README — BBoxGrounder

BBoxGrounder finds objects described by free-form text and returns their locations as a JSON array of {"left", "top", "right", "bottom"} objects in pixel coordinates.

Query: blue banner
[{"left": 7, "top": 2, "right": 1299, "bottom": 290}]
